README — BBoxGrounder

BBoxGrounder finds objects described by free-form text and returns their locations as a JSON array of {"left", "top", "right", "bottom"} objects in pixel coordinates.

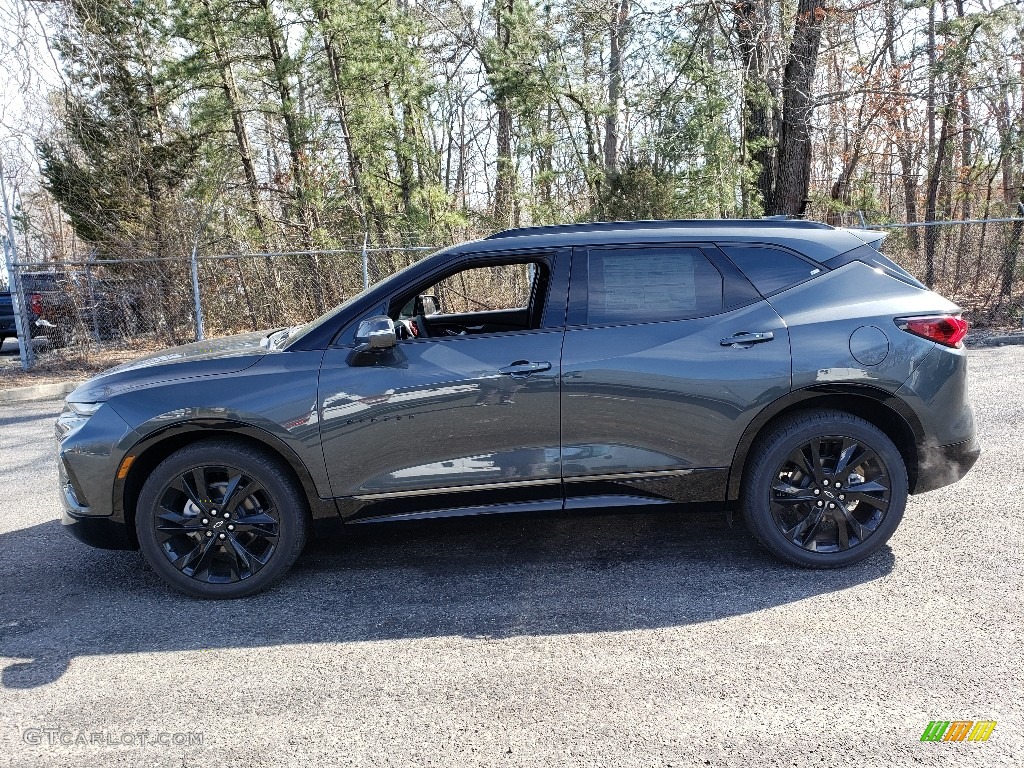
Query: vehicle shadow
[{"left": 0, "top": 511, "right": 895, "bottom": 689}]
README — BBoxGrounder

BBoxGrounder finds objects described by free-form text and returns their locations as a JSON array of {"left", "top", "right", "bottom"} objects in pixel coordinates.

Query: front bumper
[
  {"left": 914, "top": 435, "right": 981, "bottom": 494},
  {"left": 61, "top": 505, "right": 135, "bottom": 549},
  {"left": 57, "top": 402, "right": 139, "bottom": 550},
  {"left": 59, "top": 457, "right": 136, "bottom": 549}
]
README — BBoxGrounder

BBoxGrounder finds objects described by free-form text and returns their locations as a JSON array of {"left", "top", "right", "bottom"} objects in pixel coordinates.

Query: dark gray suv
[{"left": 57, "top": 220, "right": 980, "bottom": 597}]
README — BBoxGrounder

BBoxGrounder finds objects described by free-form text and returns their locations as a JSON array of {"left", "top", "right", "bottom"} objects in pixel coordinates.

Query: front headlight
[
  {"left": 56, "top": 401, "right": 103, "bottom": 441},
  {"left": 67, "top": 402, "right": 103, "bottom": 416}
]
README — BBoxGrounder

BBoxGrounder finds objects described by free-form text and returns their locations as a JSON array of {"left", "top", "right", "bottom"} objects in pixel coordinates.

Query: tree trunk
[
  {"left": 773, "top": 0, "right": 828, "bottom": 216},
  {"left": 202, "top": 0, "right": 268, "bottom": 244},
  {"left": 924, "top": 100, "right": 952, "bottom": 288},
  {"left": 999, "top": 86, "right": 1023, "bottom": 297},
  {"left": 260, "top": 0, "right": 320, "bottom": 250},
  {"left": 604, "top": 0, "right": 629, "bottom": 173},
  {"left": 734, "top": 0, "right": 775, "bottom": 212},
  {"left": 492, "top": 0, "right": 515, "bottom": 227}
]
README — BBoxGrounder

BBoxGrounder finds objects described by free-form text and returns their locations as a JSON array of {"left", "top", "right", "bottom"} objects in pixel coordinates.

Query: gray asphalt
[{"left": 1, "top": 347, "right": 1021, "bottom": 767}]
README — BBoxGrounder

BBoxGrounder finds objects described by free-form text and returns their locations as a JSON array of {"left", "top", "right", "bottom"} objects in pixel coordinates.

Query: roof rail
[{"left": 484, "top": 218, "right": 834, "bottom": 240}]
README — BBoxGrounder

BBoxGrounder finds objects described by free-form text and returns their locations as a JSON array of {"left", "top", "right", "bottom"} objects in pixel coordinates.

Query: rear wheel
[
  {"left": 136, "top": 440, "right": 308, "bottom": 598},
  {"left": 742, "top": 410, "right": 908, "bottom": 568}
]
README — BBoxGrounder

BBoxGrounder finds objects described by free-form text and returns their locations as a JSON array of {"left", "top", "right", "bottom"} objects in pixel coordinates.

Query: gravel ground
[
  {"left": 0, "top": 346, "right": 1021, "bottom": 767},
  {"left": 1, "top": 336, "right": 168, "bottom": 388}
]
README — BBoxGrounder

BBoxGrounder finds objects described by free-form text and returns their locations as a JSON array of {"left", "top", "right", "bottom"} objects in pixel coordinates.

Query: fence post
[
  {"left": 0, "top": 160, "right": 33, "bottom": 370},
  {"left": 361, "top": 232, "right": 370, "bottom": 290},
  {"left": 86, "top": 253, "right": 100, "bottom": 342},
  {"left": 190, "top": 240, "right": 204, "bottom": 341},
  {"left": 857, "top": 210, "right": 867, "bottom": 229}
]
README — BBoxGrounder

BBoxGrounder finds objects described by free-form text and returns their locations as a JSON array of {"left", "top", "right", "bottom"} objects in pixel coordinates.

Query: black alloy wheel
[
  {"left": 742, "top": 410, "right": 908, "bottom": 568},
  {"left": 136, "top": 440, "right": 307, "bottom": 598},
  {"left": 769, "top": 436, "right": 891, "bottom": 552}
]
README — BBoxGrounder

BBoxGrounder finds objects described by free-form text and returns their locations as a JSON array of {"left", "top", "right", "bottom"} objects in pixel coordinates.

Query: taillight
[
  {"left": 28, "top": 293, "right": 42, "bottom": 314},
  {"left": 895, "top": 314, "right": 968, "bottom": 348}
]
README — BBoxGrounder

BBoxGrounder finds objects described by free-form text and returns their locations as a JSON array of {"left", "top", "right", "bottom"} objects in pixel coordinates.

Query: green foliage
[
  {"left": 28, "top": 0, "right": 1024, "bottom": 279},
  {"left": 595, "top": 162, "right": 679, "bottom": 221},
  {"left": 480, "top": 0, "right": 547, "bottom": 117},
  {"left": 39, "top": 0, "right": 199, "bottom": 255}
]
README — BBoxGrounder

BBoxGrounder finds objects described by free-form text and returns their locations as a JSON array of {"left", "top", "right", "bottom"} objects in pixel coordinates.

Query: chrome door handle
[
  {"left": 499, "top": 360, "right": 552, "bottom": 377},
  {"left": 721, "top": 331, "right": 775, "bottom": 347}
]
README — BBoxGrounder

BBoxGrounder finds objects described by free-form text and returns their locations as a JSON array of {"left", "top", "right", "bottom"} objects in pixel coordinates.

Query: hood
[{"left": 68, "top": 330, "right": 272, "bottom": 402}]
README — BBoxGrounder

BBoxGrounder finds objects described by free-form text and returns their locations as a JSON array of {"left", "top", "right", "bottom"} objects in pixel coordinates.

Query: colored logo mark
[{"left": 920, "top": 721, "right": 996, "bottom": 742}]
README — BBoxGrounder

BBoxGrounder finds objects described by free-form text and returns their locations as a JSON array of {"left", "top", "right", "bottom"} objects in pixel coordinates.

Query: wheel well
[
  {"left": 729, "top": 392, "right": 921, "bottom": 502},
  {"left": 120, "top": 428, "right": 319, "bottom": 546}
]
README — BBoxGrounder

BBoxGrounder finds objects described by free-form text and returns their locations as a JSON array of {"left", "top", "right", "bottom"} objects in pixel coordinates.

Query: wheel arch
[
  {"left": 727, "top": 385, "right": 924, "bottom": 503},
  {"left": 115, "top": 421, "right": 341, "bottom": 547}
]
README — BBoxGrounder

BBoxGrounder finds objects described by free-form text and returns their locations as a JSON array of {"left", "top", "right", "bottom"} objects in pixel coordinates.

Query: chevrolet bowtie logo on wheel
[{"left": 920, "top": 720, "right": 996, "bottom": 742}]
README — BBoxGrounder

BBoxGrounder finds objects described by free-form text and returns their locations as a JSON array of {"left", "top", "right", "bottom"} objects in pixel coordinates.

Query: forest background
[{"left": 0, "top": 0, "right": 1021, "bottom": 346}]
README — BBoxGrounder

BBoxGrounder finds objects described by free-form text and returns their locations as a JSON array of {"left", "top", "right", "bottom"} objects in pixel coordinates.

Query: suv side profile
[{"left": 56, "top": 220, "right": 979, "bottom": 597}]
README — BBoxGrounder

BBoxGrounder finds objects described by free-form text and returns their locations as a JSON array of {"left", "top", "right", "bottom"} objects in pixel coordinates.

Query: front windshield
[{"left": 277, "top": 249, "right": 451, "bottom": 349}]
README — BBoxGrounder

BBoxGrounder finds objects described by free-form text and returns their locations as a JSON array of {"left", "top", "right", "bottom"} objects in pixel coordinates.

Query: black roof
[
  {"left": 484, "top": 218, "right": 833, "bottom": 240},
  {"left": 461, "top": 218, "right": 883, "bottom": 261}
]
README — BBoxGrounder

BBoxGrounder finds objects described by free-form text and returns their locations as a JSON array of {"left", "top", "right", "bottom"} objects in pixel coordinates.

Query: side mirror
[{"left": 354, "top": 316, "right": 397, "bottom": 351}]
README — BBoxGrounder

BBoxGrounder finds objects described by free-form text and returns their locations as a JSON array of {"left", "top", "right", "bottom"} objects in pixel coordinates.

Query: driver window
[{"left": 393, "top": 259, "right": 547, "bottom": 339}]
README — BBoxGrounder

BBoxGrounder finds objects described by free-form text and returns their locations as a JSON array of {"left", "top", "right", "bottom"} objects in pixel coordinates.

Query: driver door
[{"left": 317, "top": 250, "right": 569, "bottom": 520}]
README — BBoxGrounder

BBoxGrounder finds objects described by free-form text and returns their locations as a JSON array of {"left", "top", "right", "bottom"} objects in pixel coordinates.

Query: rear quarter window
[{"left": 719, "top": 244, "right": 820, "bottom": 296}]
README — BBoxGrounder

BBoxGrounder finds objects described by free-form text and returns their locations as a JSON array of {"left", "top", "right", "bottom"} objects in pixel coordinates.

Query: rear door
[{"left": 559, "top": 243, "right": 792, "bottom": 509}]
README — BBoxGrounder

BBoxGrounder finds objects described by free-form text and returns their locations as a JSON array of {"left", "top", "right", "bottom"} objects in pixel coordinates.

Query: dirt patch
[{"left": 0, "top": 338, "right": 170, "bottom": 389}]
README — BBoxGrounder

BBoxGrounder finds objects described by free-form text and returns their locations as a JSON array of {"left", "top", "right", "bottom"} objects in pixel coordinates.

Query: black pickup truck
[
  {"left": 0, "top": 289, "right": 16, "bottom": 344},
  {"left": 21, "top": 272, "right": 75, "bottom": 346},
  {"left": 1, "top": 273, "right": 77, "bottom": 347},
  {"left": 3, "top": 272, "right": 141, "bottom": 348}
]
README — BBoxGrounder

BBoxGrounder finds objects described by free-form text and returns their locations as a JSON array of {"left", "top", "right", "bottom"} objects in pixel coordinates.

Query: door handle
[
  {"left": 720, "top": 331, "right": 775, "bottom": 347},
  {"left": 499, "top": 360, "right": 552, "bottom": 377}
]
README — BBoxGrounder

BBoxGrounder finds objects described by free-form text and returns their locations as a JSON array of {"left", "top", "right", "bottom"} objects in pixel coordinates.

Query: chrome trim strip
[
  {"left": 352, "top": 467, "right": 719, "bottom": 500},
  {"left": 353, "top": 476, "right": 561, "bottom": 501},
  {"left": 563, "top": 468, "right": 703, "bottom": 483}
]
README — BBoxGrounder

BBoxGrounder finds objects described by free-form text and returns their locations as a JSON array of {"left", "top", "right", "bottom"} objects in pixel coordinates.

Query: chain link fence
[
  {"left": 858, "top": 217, "right": 1023, "bottom": 328},
  {"left": 3, "top": 242, "right": 439, "bottom": 372},
  {"left": 3, "top": 217, "right": 1023, "bottom": 375}
]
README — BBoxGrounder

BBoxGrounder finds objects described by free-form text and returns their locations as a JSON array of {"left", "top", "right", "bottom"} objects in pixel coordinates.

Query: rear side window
[
  {"left": 586, "top": 247, "right": 723, "bottom": 325},
  {"left": 719, "top": 245, "right": 819, "bottom": 296}
]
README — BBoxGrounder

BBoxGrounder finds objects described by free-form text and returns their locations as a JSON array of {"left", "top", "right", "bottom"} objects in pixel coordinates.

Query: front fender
[{"left": 102, "top": 350, "right": 336, "bottom": 525}]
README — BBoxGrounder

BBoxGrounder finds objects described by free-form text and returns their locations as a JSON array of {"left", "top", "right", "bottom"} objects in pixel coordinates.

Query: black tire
[
  {"left": 136, "top": 440, "right": 308, "bottom": 598},
  {"left": 741, "top": 409, "right": 908, "bottom": 568}
]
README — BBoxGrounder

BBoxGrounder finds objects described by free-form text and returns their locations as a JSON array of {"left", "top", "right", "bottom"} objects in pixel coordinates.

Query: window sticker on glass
[{"left": 600, "top": 253, "right": 697, "bottom": 316}]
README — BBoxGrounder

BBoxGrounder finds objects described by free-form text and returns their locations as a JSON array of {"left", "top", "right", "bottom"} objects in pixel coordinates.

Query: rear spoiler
[
  {"left": 825, "top": 235, "right": 926, "bottom": 290},
  {"left": 842, "top": 227, "right": 887, "bottom": 251}
]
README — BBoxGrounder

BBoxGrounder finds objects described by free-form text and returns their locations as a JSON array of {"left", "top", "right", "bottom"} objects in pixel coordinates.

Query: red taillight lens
[
  {"left": 896, "top": 314, "right": 968, "bottom": 347},
  {"left": 28, "top": 293, "right": 42, "bottom": 314}
]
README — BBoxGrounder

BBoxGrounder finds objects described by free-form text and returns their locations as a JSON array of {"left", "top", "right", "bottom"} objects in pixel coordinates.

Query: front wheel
[
  {"left": 741, "top": 410, "right": 908, "bottom": 568},
  {"left": 136, "top": 440, "right": 308, "bottom": 598}
]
